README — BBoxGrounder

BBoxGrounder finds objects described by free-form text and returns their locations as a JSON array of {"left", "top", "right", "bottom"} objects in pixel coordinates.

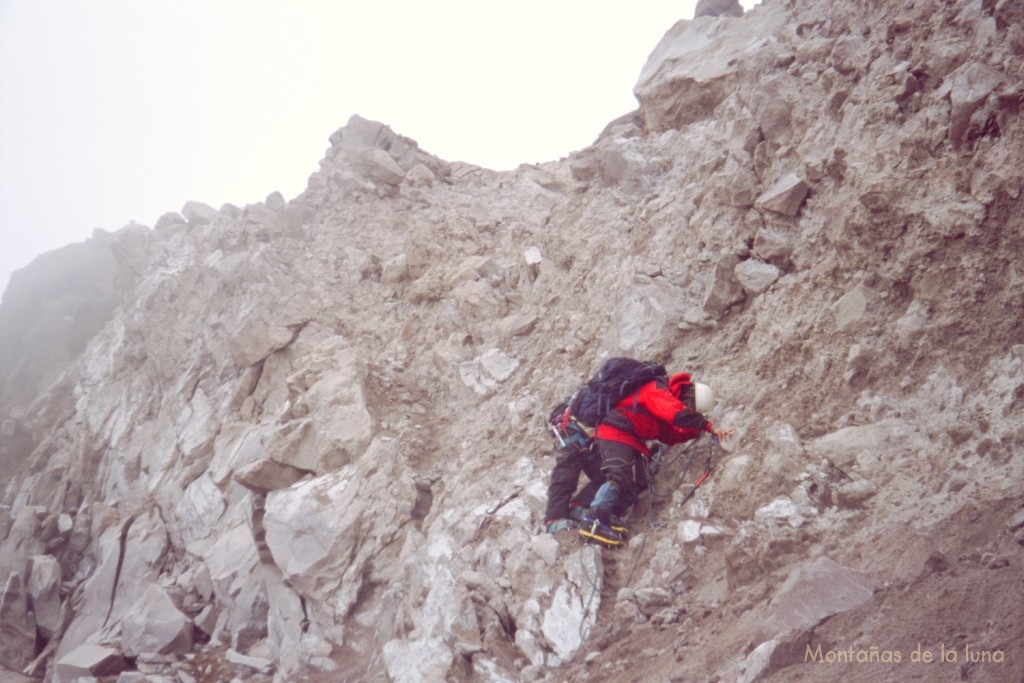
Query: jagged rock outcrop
[{"left": 1, "top": 0, "right": 1023, "bottom": 681}]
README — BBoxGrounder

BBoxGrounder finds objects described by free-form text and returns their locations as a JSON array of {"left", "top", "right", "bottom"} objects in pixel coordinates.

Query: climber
[
  {"left": 542, "top": 437, "right": 605, "bottom": 533},
  {"left": 579, "top": 374, "right": 733, "bottom": 547}
]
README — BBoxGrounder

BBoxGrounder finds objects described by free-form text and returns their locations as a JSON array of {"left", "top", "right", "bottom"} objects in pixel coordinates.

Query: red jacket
[{"left": 594, "top": 372, "right": 712, "bottom": 456}]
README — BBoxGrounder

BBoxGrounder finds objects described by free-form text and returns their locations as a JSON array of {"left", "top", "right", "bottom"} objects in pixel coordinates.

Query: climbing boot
[
  {"left": 578, "top": 516, "right": 625, "bottom": 547},
  {"left": 545, "top": 518, "right": 577, "bottom": 533}
]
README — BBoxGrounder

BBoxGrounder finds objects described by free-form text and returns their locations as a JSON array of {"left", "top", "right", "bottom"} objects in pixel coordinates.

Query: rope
[
  {"left": 639, "top": 435, "right": 705, "bottom": 528},
  {"left": 577, "top": 543, "right": 603, "bottom": 643},
  {"left": 576, "top": 530, "right": 648, "bottom": 648},
  {"left": 677, "top": 435, "right": 717, "bottom": 510},
  {"left": 573, "top": 435, "right": 717, "bottom": 653},
  {"left": 619, "top": 532, "right": 647, "bottom": 590}
]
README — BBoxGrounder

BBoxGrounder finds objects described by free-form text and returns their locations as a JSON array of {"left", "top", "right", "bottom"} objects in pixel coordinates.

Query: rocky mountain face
[{"left": 2, "top": 0, "right": 1023, "bottom": 682}]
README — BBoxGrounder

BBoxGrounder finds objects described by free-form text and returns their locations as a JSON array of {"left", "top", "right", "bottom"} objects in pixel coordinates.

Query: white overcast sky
[{"left": 0, "top": 1, "right": 755, "bottom": 294}]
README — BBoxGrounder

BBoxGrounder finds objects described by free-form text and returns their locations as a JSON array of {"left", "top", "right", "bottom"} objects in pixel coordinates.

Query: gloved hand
[{"left": 712, "top": 427, "right": 734, "bottom": 441}]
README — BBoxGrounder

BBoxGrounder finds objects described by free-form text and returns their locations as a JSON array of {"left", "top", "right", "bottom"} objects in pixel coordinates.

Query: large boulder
[
  {"left": 635, "top": 3, "right": 787, "bottom": 132},
  {"left": 263, "top": 439, "right": 417, "bottom": 621},
  {"left": 754, "top": 173, "right": 810, "bottom": 217},
  {"left": 755, "top": 556, "right": 880, "bottom": 641},
  {"left": 734, "top": 259, "right": 781, "bottom": 295},
  {"left": 809, "top": 419, "right": 921, "bottom": 473},
  {"left": 56, "top": 510, "right": 169, "bottom": 662},
  {"left": 27, "top": 555, "right": 62, "bottom": 639},
  {"left": 382, "top": 636, "right": 454, "bottom": 683},
  {"left": 616, "top": 276, "right": 691, "bottom": 357},
  {"left": 540, "top": 547, "right": 603, "bottom": 663},
  {"left": 275, "top": 340, "right": 374, "bottom": 473},
  {"left": 702, "top": 253, "right": 746, "bottom": 315},
  {"left": 181, "top": 201, "right": 218, "bottom": 225},
  {"left": 54, "top": 644, "right": 125, "bottom": 681},
  {"left": 120, "top": 584, "right": 193, "bottom": 656}
]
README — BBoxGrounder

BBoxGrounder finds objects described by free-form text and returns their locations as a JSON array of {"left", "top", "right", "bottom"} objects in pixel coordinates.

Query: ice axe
[{"left": 677, "top": 434, "right": 717, "bottom": 508}]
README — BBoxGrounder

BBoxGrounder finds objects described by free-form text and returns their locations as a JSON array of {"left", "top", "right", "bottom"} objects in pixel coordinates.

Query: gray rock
[
  {"left": 809, "top": 419, "right": 917, "bottom": 472},
  {"left": 830, "top": 36, "right": 870, "bottom": 76},
  {"left": 181, "top": 201, "right": 218, "bottom": 225},
  {"left": 832, "top": 285, "right": 877, "bottom": 331},
  {"left": 27, "top": 555, "right": 62, "bottom": 638},
  {"left": 223, "top": 318, "right": 300, "bottom": 368},
  {"left": 734, "top": 259, "right": 781, "bottom": 295},
  {"left": 450, "top": 596, "right": 484, "bottom": 655},
  {"left": 635, "top": 3, "right": 787, "bottom": 132},
  {"left": 193, "top": 604, "right": 218, "bottom": 636},
  {"left": 0, "top": 666, "right": 34, "bottom": 683},
  {"left": 528, "top": 534, "right": 560, "bottom": 567},
  {"left": 678, "top": 519, "right": 702, "bottom": 543},
  {"left": 329, "top": 114, "right": 411, "bottom": 158},
  {"left": 272, "top": 341, "right": 373, "bottom": 473},
  {"left": 601, "top": 147, "right": 663, "bottom": 194},
  {"left": 753, "top": 227, "right": 795, "bottom": 266},
  {"left": 472, "top": 657, "right": 520, "bottom": 683},
  {"left": 634, "top": 587, "right": 673, "bottom": 609},
  {"left": 57, "top": 510, "right": 169, "bottom": 662},
  {"left": 949, "top": 62, "right": 1004, "bottom": 150},
  {"left": 116, "top": 673, "right": 148, "bottom": 683},
  {"left": 350, "top": 147, "right": 407, "bottom": 186},
  {"left": 835, "top": 479, "right": 879, "bottom": 509},
  {"left": 263, "top": 442, "right": 416, "bottom": 619},
  {"left": 459, "top": 349, "right": 521, "bottom": 395},
  {"left": 449, "top": 255, "right": 502, "bottom": 286},
  {"left": 382, "top": 637, "right": 454, "bottom": 683},
  {"left": 267, "top": 202, "right": 315, "bottom": 239},
  {"left": 55, "top": 644, "right": 126, "bottom": 680},
  {"left": 702, "top": 253, "right": 746, "bottom": 315},
  {"left": 265, "top": 191, "right": 286, "bottom": 210},
  {"left": 154, "top": 212, "right": 186, "bottom": 230},
  {"left": 120, "top": 584, "right": 193, "bottom": 657},
  {"left": 541, "top": 546, "right": 603, "bottom": 660},
  {"left": 194, "top": 526, "right": 261, "bottom": 622},
  {"left": 225, "top": 648, "right": 274, "bottom": 674},
  {"left": 755, "top": 174, "right": 810, "bottom": 217},
  {"left": 405, "top": 163, "right": 437, "bottom": 187},
  {"left": 496, "top": 312, "right": 538, "bottom": 338},
  {"left": 844, "top": 343, "right": 876, "bottom": 385},
  {"left": 755, "top": 497, "right": 804, "bottom": 528},
  {"left": 1007, "top": 508, "right": 1024, "bottom": 532},
  {"left": 568, "top": 144, "right": 665, "bottom": 194},
  {"left": 381, "top": 253, "right": 409, "bottom": 284},
  {"left": 617, "top": 276, "right": 691, "bottom": 357},
  {"left": 713, "top": 159, "right": 759, "bottom": 208},
  {"left": 234, "top": 458, "right": 309, "bottom": 492},
  {"left": 223, "top": 571, "right": 268, "bottom": 652},
  {"left": 756, "top": 557, "right": 879, "bottom": 641},
  {"left": 694, "top": 0, "right": 743, "bottom": 18}
]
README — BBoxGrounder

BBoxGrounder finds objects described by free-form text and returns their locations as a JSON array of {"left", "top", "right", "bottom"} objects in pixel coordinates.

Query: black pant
[
  {"left": 593, "top": 439, "right": 650, "bottom": 523},
  {"left": 544, "top": 447, "right": 605, "bottom": 521}
]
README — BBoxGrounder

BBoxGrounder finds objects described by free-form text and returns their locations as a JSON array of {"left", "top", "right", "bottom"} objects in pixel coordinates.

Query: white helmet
[{"left": 695, "top": 383, "right": 715, "bottom": 413}]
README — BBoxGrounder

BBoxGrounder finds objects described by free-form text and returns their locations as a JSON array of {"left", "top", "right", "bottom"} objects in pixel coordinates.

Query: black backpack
[{"left": 548, "top": 357, "right": 668, "bottom": 453}]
